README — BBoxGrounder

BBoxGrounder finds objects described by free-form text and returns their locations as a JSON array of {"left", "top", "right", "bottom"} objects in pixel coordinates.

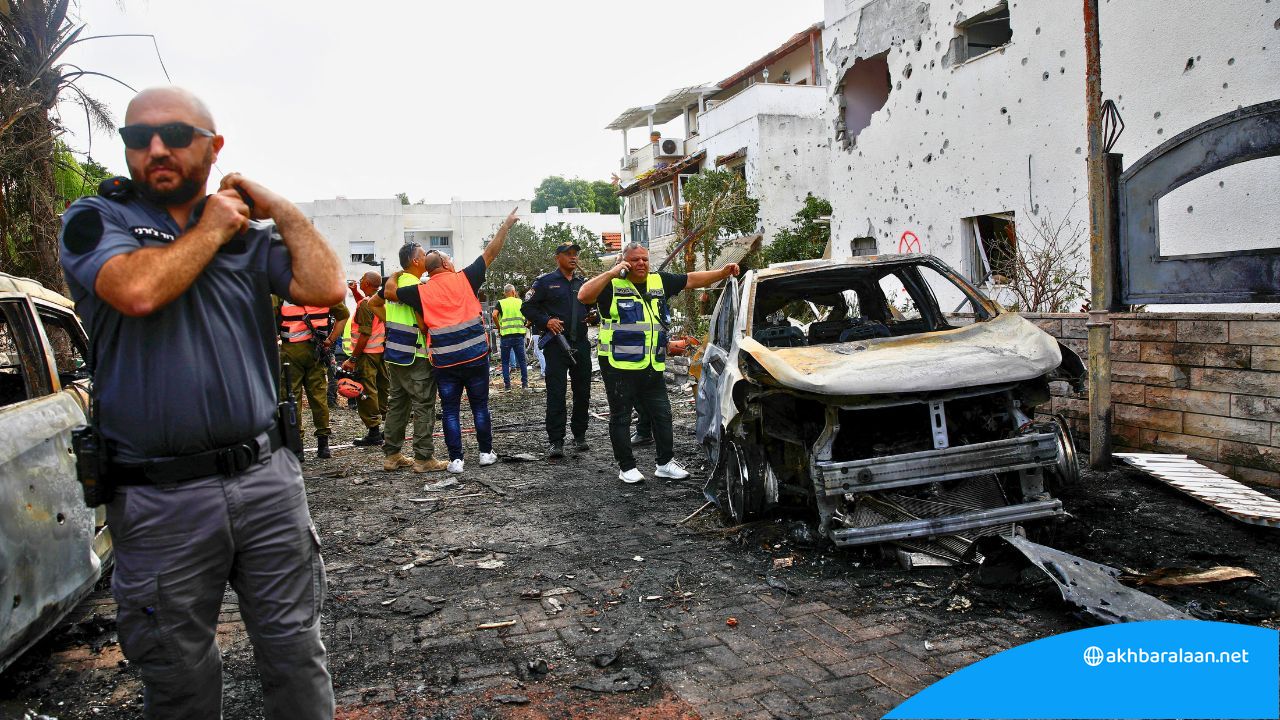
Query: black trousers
[
  {"left": 544, "top": 334, "right": 592, "bottom": 443},
  {"left": 600, "top": 364, "right": 673, "bottom": 471}
]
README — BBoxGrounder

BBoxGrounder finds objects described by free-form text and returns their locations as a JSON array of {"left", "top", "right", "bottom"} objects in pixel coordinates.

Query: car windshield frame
[{"left": 743, "top": 256, "right": 998, "bottom": 343}]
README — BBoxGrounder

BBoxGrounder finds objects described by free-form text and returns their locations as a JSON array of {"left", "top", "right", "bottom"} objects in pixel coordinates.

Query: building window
[
  {"left": 430, "top": 236, "right": 451, "bottom": 248},
  {"left": 952, "top": 2, "right": 1012, "bottom": 64},
  {"left": 850, "top": 237, "right": 877, "bottom": 256},
  {"left": 836, "top": 52, "right": 890, "bottom": 149},
  {"left": 627, "top": 194, "right": 647, "bottom": 220},
  {"left": 651, "top": 183, "right": 674, "bottom": 211},
  {"left": 350, "top": 240, "right": 375, "bottom": 264},
  {"left": 964, "top": 212, "right": 1017, "bottom": 285}
]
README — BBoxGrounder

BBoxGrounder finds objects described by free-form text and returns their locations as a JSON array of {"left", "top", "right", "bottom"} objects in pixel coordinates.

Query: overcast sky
[{"left": 58, "top": 0, "right": 823, "bottom": 205}]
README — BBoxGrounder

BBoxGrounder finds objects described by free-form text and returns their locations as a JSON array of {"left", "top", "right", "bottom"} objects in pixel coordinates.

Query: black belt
[{"left": 110, "top": 423, "right": 286, "bottom": 486}]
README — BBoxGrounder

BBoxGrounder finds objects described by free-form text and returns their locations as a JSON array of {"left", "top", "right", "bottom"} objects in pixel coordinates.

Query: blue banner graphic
[{"left": 886, "top": 620, "right": 1278, "bottom": 719}]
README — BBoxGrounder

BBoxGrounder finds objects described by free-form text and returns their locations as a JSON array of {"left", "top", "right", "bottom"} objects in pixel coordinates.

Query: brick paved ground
[{"left": 10, "top": 377, "right": 1273, "bottom": 718}]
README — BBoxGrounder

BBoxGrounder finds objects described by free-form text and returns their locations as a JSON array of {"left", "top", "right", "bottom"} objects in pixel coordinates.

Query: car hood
[{"left": 739, "top": 312, "right": 1062, "bottom": 396}]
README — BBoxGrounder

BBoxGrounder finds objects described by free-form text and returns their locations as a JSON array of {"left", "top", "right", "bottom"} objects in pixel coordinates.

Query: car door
[
  {"left": 0, "top": 296, "right": 102, "bottom": 674},
  {"left": 695, "top": 276, "right": 738, "bottom": 453}
]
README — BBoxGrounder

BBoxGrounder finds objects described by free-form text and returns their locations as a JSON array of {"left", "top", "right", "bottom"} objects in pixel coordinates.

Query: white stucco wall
[
  {"left": 694, "top": 83, "right": 831, "bottom": 239},
  {"left": 299, "top": 197, "right": 621, "bottom": 282},
  {"left": 297, "top": 198, "right": 403, "bottom": 282},
  {"left": 820, "top": 0, "right": 1279, "bottom": 308}
]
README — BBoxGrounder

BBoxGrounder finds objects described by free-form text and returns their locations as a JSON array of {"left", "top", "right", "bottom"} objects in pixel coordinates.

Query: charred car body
[
  {"left": 696, "top": 255, "right": 1084, "bottom": 559},
  {"left": 0, "top": 273, "right": 108, "bottom": 674}
]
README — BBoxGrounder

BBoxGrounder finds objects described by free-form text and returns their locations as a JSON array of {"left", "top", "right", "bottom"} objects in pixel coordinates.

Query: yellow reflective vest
[{"left": 598, "top": 274, "right": 667, "bottom": 371}]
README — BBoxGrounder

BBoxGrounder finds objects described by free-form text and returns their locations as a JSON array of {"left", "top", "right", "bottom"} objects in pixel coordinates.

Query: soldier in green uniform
[
  {"left": 343, "top": 271, "right": 390, "bottom": 446},
  {"left": 278, "top": 298, "right": 349, "bottom": 459}
]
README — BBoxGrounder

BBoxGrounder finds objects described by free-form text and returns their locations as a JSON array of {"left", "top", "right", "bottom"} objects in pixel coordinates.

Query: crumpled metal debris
[{"left": 1003, "top": 536, "right": 1190, "bottom": 624}]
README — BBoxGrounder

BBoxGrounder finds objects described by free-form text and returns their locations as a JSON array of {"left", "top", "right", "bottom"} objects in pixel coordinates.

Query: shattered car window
[
  {"left": 36, "top": 308, "right": 89, "bottom": 387},
  {"left": 750, "top": 260, "right": 993, "bottom": 348},
  {"left": 0, "top": 315, "right": 28, "bottom": 408},
  {"left": 877, "top": 273, "right": 920, "bottom": 321}
]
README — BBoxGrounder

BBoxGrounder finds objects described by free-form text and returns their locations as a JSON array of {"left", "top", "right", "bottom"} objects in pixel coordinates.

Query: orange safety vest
[
  {"left": 416, "top": 271, "right": 489, "bottom": 368},
  {"left": 279, "top": 304, "right": 331, "bottom": 343},
  {"left": 358, "top": 303, "right": 386, "bottom": 354}
]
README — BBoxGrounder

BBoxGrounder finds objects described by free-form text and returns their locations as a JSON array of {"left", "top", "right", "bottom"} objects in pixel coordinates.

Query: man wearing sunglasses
[{"left": 58, "top": 87, "right": 342, "bottom": 720}]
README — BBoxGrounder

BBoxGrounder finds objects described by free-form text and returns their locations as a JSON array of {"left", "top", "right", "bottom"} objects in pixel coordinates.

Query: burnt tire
[
  {"left": 1046, "top": 414, "right": 1080, "bottom": 493},
  {"left": 718, "top": 438, "right": 765, "bottom": 525}
]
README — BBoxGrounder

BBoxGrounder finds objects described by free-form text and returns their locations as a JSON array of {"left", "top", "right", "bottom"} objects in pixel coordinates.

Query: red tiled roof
[{"left": 602, "top": 232, "right": 622, "bottom": 250}]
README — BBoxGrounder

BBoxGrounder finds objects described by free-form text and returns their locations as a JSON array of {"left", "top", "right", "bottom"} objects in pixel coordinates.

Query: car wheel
[
  {"left": 719, "top": 438, "right": 764, "bottom": 525},
  {"left": 1046, "top": 414, "right": 1080, "bottom": 493}
]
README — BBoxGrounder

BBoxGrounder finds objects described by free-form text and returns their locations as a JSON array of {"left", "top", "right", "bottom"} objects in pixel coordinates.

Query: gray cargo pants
[
  {"left": 383, "top": 356, "right": 439, "bottom": 461},
  {"left": 106, "top": 431, "right": 333, "bottom": 720}
]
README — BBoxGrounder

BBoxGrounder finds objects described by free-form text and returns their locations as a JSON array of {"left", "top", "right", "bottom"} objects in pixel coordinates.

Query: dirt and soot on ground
[{"left": 3, "top": 370, "right": 1278, "bottom": 719}]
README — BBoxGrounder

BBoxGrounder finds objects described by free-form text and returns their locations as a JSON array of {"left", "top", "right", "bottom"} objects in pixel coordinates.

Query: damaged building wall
[
  {"left": 755, "top": 115, "right": 832, "bottom": 238},
  {"left": 694, "top": 84, "right": 830, "bottom": 240},
  {"left": 820, "top": 0, "right": 1279, "bottom": 291}
]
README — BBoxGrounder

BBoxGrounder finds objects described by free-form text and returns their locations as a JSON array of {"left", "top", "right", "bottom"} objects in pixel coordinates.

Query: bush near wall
[{"left": 1024, "top": 312, "right": 1280, "bottom": 489}]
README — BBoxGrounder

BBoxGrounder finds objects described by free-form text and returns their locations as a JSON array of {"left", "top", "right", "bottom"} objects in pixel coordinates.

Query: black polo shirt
[{"left": 524, "top": 270, "right": 591, "bottom": 343}]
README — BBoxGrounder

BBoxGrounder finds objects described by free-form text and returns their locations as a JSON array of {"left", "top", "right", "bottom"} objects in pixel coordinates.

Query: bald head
[
  {"left": 121, "top": 87, "right": 222, "bottom": 209},
  {"left": 125, "top": 87, "right": 216, "bottom": 130},
  {"left": 359, "top": 271, "right": 381, "bottom": 294}
]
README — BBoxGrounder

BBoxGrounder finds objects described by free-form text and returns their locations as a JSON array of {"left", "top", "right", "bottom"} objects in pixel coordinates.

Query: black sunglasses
[{"left": 118, "top": 122, "right": 215, "bottom": 150}]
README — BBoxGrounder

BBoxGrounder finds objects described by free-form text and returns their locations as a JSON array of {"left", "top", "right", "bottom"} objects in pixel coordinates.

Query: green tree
[
  {"left": 1, "top": 1, "right": 117, "bottom": 292},
  {"left": 589, "top": 179, "right": 619, "bottom": 215},
  {"left": 530, "top": 176, "right": 619, "bottom": 214},
  {"left": 671, "top": 169, "right": 759, "bottom": 334},
  {"left": 531, "top": 176, "right": 594, "bottom": 213},
  {"left": 52, "top": 143, "right": 111, "bottom": 207},
  {"left": 762, "top": 194, "right": 832, "bottom": 266},
  {"left": 678, "top": 169, "right": 759, "bottom": 268},
  {"left": 395, "top": 192, "right": 410, "bottom": 205},
  {"left": 481, "top": 222, "right": 606, "bottom": 301}
]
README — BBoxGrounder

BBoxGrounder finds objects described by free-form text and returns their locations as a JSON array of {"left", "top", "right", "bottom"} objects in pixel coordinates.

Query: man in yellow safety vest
[{"left": 491, "top": 283, "right": 528, "bottom": 391}]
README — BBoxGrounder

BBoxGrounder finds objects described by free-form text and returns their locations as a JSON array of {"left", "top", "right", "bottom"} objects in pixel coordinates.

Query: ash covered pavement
[{"left": 4, "top": 374, "right": 1280, "bottom": 720}]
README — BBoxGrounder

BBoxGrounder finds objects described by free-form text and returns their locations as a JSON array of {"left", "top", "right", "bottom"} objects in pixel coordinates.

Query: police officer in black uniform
[{"left": 523, "top": 243, "right": 593, "bottom": 458}]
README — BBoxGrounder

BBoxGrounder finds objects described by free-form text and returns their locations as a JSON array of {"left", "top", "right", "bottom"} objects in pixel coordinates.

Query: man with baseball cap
[{"left": 523, "top": 242, "right": 593, "bottom": 458}]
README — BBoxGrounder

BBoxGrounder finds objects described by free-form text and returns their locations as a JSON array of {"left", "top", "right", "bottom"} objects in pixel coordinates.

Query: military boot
[
  {"left": 353, "top": 426, "right": 384, "bottom": 447},
  {"left": 316, "top": 435, "right": 331, "bottom": 459}
]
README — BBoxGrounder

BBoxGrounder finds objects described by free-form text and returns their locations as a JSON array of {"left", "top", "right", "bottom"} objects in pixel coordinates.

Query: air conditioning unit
[{"left": 655, "top": 137, "right": 685, "bottom": 158}]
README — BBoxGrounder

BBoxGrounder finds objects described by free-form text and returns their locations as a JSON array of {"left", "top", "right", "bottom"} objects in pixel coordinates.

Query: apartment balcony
[
  {"left": 693, "top": 82, "right": 826, "bottom": 147},
  {"left": 619, "top": 139, "right": 689, "bottom": 184}
]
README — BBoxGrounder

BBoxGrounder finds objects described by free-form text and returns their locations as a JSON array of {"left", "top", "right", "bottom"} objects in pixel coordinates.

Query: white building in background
[
  {"left": 297, "top": 198, "right": 622, "bottom": 283},
  {"left": 819, "top": 0, "right": 1279, "bottom": 305},
  {"left": 607, "top": 24, "right": 830, "bottom": 258}
]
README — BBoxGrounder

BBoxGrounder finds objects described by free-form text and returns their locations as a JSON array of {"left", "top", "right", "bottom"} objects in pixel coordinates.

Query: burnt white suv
[{"left": 696, "top": 255, "right": 1083, "bottom": 558}]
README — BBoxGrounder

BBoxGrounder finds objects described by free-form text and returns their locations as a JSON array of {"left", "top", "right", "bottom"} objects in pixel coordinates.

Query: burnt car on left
[{"left": 0, "top": 272, "right": 110, "bottom": 674}]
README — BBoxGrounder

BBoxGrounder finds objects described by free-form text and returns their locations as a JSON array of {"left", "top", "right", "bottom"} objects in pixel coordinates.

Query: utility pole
[{"left": 1084, "top": 0, "right": 1112, "bottom": 470}]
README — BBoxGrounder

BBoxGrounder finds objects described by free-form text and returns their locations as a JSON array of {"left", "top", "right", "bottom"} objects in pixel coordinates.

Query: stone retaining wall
[{"left": 1024, "top": 313, "right": 1280, "bottom": 488}]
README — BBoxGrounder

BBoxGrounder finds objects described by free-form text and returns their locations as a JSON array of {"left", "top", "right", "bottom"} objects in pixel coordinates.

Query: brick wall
[{"left": 1024, "top": 313, "right": 1280, "bottom": 489}]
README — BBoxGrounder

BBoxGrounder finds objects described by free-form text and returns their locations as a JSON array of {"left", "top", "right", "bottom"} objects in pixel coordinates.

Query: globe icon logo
[{"left": 1083, "top": 646, "right": 1105, "bottom": 667}]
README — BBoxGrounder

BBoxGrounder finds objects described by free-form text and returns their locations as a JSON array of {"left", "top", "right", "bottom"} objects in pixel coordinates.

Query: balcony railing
[
  {"left": 651, "top": 209, "right": 674, "bottom": 239},
  {"left": 629, "top": 218, "right": 649, "bottom": 247}
]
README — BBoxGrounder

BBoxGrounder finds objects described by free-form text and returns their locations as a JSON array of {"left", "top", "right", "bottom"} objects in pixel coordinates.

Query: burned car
[
  {"left": 696, "top": 255, "right": 1084, "bottom": 559},
  {"left": 0, "top": 272, "right": 109, "bottom": 673}
]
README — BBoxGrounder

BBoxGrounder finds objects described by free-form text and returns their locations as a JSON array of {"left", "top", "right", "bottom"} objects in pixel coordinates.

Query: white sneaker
[
  {"left": 655, "top": 460, "right": 690, "bottom": 480},
  {"left": 447, "top": 459, "right": 465, "bottom": 474},
  {"left": 479, "top": 452, "right": 498, "bottom": 466},
  {"left": 619, "top": 468, "right": 645, "bottom": 484}
]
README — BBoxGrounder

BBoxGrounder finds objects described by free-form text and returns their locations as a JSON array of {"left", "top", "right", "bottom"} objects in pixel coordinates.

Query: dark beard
[{"left": 136, "top": 175, "right": 203, "bottom": 206}]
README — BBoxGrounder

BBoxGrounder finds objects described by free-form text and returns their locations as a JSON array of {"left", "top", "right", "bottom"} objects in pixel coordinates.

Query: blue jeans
[
  {"left": 499, "top": 335, "right": 528, "bottom": 388},
  {"left": 436, "top": 362, "right": 492, "bottom": 461}
]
